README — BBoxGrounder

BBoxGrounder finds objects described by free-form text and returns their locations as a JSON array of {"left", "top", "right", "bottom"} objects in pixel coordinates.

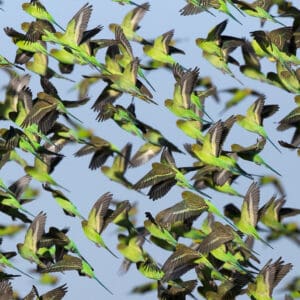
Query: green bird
[
  {"left": 101, "top": 143, "right": 134, "bottom": 189},
  {"left": 97, "top": 103, "right": 144, "bottom": 138},
  {"left": 136, "top": 254, "right": 164, "bottom": 280},
  {"left": 275, "top": 61, "right": 300, "bottom": 94},
  {"left": 0, "top": 224, "right": 25, "bottom": 237},
  {"left": 42, "top": 3, "right": 105, "bottom": 71},
  {"left": 74, "top": 135, "right": 123, "bottom": 170},
  {"left": 17, "top": 211, "right": 47, "bottom": 268},
  {"left": 1, "top": 126, "right": 58, "bottom": 163},
  {"left": 127, "top": 105, "right": 183, "bottom": 166},
  {"left": 109, "top": 2, "right": 150, "bottom": 43},
  {"left": 233, "top": 0, "right": 285, "bottom": 25},
  {"left": 236, "top": 95, "right": 280, "bottom": 152},
  {"left": 165, "top": 64, "right": 205, "bottom": 122},
  {"left": 23, "top": 284, "right": 68, "bottom": 300},
  {"left": 258, "top": 196, "right": 300, "bottom": 231},
  {"left": 40, "top": 226, "right": 90, "bottom": 265},
  {"left": 179, "top": 0, "right": 216, "bottom": 16},
  {"left": 247, "top": 257, "right": 292, "bottom": 300},
  {"left": 41, "top": 254, "right": 112, "bottom": 294},
  {"left": 0, "top": 176, "right": 35, "bottom": 218},
  {"left": 182, "top": 0, "right": 243, "bottom": 23},
  {"left": 158, "top": 280, "right": 197, "bottom": 300},
  {"left": 42, "top": 184, "right": 84, "bottom": 219},
  {"left": 133, "top": 148, "right": 209, "bottom": 200},
  {"left": 154, "top": 190, "right": 209, "bottom": 230},
  {"left": 7, "top": 18, "right": 51, "bottom": 57},
  {"left": 162, "top": 243, "right": 224, "bottom": 282},
  {"left": 234, "top": 182, "right": 271, "bottom": 247},
  {"left": 259, "top": 174, "right": 285, "bottom": 196},
  {"left": 144, "top": 212, "right": 177, "bottom": 248},
  {"left": 190, "top": 116, "right": 252, "bottom": 178},
  {"left": 21, "top": 19, "right": 56, "bottom": 43},
  {"left": 16, "top": 39, "right": 49, "bottom": 57},
  {"left": 20, "top": 91, "right": 81, "bottom": 134},
  {"left": 196, "top": 222, "right": 248, "bottom": 273},
  {"left": 191, "top": 164, "right": 243, "bottom": 197},
  {"left": 231, "top": 138, "right": 281, "bottom": 176},
  {"left": 0, "top": 248, "right": 34, "bottom": 279},
  {"left": 117, "top": 231, "right": 146, "bottom": 264},
  {"left": 102, "top": 200, "right": 138, "bottom": 234},
  {"left": 143, "top": 30, "right": 184, "bottom": 66},
  {"left": 3, "top": 26, "right": 34, "bottom": 65},
  {"left": 220, "top": 87, "right": 262, "bottom": 113},
  {"left": 81, "top": 192, "right": 118, "bottom": 258},
  {"left": 26, "top": 51, "right": 73, "bottom": 82},
  {"left": 176, "top": 119, "right": 205, "bottom": 141},
  {"left": 251, "top": 27, "right": 300, "bottom": 65},
  {"left": 22, "top": 0, "right": 64, "bottom": 31},
  {"left": 0, "top": 73, "right": 30, "bottom": 121},
  {"left": 94, "top": 58, "right": 154, "bottom": 103},
  {"left": 212, "top": 0, "right": 244, "bottom": 22},
  {"left": 239, "top": 40, "right": 269, "bottom": 82},
  {"left": 196, "top": 20, "right": 244, "bottom": 83},
  {"left": 48, "top": 2, "right": 100, "bottom": 51},
  {"left": 24, "top": 149, "right": 68, "bottom": 192},
  {"left": 277, "top": 95, "right": 300, "bottom": 147},
  {"left": 112, "top": 25, "right": 155, "bottom": 92}
]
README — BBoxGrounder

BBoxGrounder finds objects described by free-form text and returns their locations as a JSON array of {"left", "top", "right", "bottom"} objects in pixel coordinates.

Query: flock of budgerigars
[{"left": 1, "top": 0, "right": 300, "bottom": 299}]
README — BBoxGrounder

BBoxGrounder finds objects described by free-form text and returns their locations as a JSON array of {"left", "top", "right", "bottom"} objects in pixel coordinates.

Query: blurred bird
[
  {"left": 277, "top": 95, "right": 300, "bottom": 147},
  {"left": 81, "top": 192, "right": 118, "bottom": 258},
  {"left": 165, "top": 64, "right": 206, "bottom": 122},
  {"left": 154, "top": 190, "right": 209, "bottom": 230},
  {"left": 23, "top": 284, "right": 68, "bottom": 300},
  {"left": 22, "top": 0, "right": 64, "bottom": 31},
  {"left": 251, "top": 26, "right": 300, "bottom": 65},
  {"left": 143, "top": 29, "right": 184, "bottom": 66},
  {"left": 144, "top": 212, "right": 177, "bottom": 248},
  {"left": 0, "top": 175, "right": 34, "bottom": 218},
  {"left": 41, "top": 254, "right": 112, "bottom": 294},
  {"left": 231, "top": 182, "right": 271, "bottom": 247},
  {"left": 109, "top": 2, "right": 150, "bottom": 43},
  {"left": 190, "top": 116, "right": 253, "bottom": 178},
  {"left": 231, "top": 137, "right": 281, "bottom": 176},
  {"left": 196, "top": 20, "right": 244, "bottom": 83},
  {"left": 236, "top": 95, "right": 280, "bottom": 152},
  {"left": 0, "top": 246, "right": 34, "bottom": 279},
  {"left": 247, "top": 257, "right": 292, "bottom": 300},
  {"left": 101, "top": 143, "right": 134, "bottom": 189},
  {"left": 239, "top": 40, "right": 269, "bottom": 82},
  {"left": 42, "top": 184, "right": 84, "bottom": 219},
  {"left": 133, "top": 148, "right": 209, "bottom": 200},
  {"left": 180, "top": 0, "right": 243, "bottom": 23},
  {"left": 17, "top": 211, "right": 47, "bottom": 268},
  {"left": 232, "top": 0, "right": 285, "bottom": 25},
  {"left": 259, "top": 196, "right": 300, "bottom": 231},
  {"left": 74, "top": 134, "right": 124, "bottom": 170}
]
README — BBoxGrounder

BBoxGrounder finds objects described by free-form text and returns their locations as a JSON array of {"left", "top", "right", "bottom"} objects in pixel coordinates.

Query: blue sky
[{"left": 0, "top": 0, "right": 299, "bottom": 299}]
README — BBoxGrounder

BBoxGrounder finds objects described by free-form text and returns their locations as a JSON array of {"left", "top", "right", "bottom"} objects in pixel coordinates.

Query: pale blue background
[{"left": 0, "top": 1, "right": 299, "bottom": 299}]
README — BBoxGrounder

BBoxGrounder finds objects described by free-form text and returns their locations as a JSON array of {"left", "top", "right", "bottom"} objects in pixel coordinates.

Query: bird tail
[
  {"left": 262, "top": 161, "right": 281, "bottom": 177},
  {"left": 267, "top": 136, "right": 282, "bottom": 153},
  {"left": 94, "top": 276, "right": 113, "bottom": 295}
]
